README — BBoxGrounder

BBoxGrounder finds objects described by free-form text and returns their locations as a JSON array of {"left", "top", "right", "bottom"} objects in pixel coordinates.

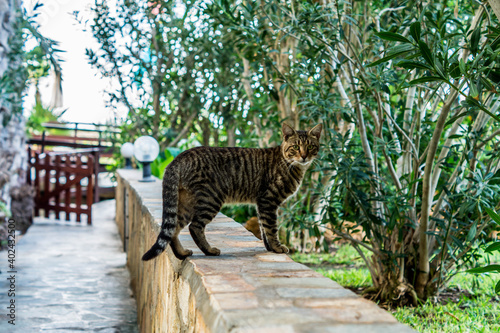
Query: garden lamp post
[
  {"left": 120, "top": 142, "right": 134, "bottom": 169},
  {"left": 134, "top": 136, "right": 159, "bottom": 182}
]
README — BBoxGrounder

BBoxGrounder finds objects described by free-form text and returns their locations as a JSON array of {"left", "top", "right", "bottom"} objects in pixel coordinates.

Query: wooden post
[
  {"left": 74, "top": 123, "right": 78, "bottom": 143},
  {"left": 34, "top": 153, "right": 41, "bottom": 217},
  {"left": 75, "top": 155, "right": 82, "bottom": 222},
  {"left": 87, "top": 154, "right": 94, "bottom": 225},
  {"left": 43, "top": 154, "right": 50, "bottom": 218},
  {"left": 65, "top": 155, "right": 71, "bottom": 221},
  {"left": 93, "top": 149, "right": 100, "bottom": 203},
  {"left": 54, "top": 155, "right": 61, "bottom": 220},
  {"left": 41, "top": 131, "right": 46, "bottom": 154},
  {"left": 27, "top": 147, "right": 32, "bottom": 185}
]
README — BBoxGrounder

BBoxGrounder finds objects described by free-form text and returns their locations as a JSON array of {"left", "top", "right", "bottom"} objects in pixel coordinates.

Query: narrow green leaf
[
  {"left": 368, "top": 51, "right": 409, "bottom": 67},
  {"left": 469, "top": 83, "right": 479, "bottom": 98},
  {"left": 495, "top": 280, "right": 500, "bottom": 294},
  {"left": 486, "top": 208, "right": 500, "bottom": 225},
  {"left": 410, "top": 22, "right": 421, "bottom": 42},
  {"left": 480, "top": 77, "right": 494, "bottom": 94},
  {"left": 470, "top": 27, "right": 481, "bottom": 55},
  {"left": 449, "top": 62, "right": 461, "bottom": 79},
  {"left": 434, "top": 58, "right": 446, "bottom": 79},
  {"left": 490, "top": 34, "right": 500, "bottom": 50},
  {"left": 375, "top": 31, "right": 413, "bottom": 44},
  {"left": 418, "top": 40, "right": 434, "bottom": 67},
  {"left": 409, "top": 76, "right": 443, "bottom": 85},
  {"left": 387, "top": 44, "right": 415, "bottom": 55},
  {"left": 458, "top": 58, "right": 467, "bottom": 74},
  {"left": 396, "top": 60, "right": 433, "bottom": 70},
  {"left": 467, "top": 264, "right": 500, "bottom": 274},
  {"left": 485, "top": 242, "right": 500, "bottom": 253},
  {"left": 467, "top": 221, "right": 477, "bottom": 242}
]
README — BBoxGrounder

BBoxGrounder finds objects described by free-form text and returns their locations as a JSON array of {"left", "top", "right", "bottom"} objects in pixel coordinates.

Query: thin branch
[
  {"left": 382, "top": 149, "right": 402, "bottom": 191},
  {"left": 430, "top": 114, "right": 464, "bottom": 196},
  {"left": 382, "top": 106, "right": 419, "bottom": 160},
  {"left": 329, "top": 226, "right": 380, "bottom": 255},
  {"left": 167, "top": 111, "right": 197, "bottom": 147},
  {"left": 477, "top": 129, "right": 500, "bottom": 149}
]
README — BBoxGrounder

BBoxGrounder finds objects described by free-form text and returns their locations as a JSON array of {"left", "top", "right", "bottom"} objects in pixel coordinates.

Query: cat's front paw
[
  {"left": 272, "top": 244, "right": 289, "bottom": 254},
  {"left": 205, "top": 247, "right": 221, "bottom": 256}
]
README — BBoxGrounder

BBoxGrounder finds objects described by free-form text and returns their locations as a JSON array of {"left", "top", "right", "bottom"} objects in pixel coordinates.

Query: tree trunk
[{"left": 0, "top": 0, "right": 27, "bottom": 214}]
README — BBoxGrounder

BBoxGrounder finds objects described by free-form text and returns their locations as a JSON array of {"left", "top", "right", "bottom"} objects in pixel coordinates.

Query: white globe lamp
[
  {"left": 133, "top": 136, "right": 160, "bottom": 182},
  {"left": 120, "top": 142, "right": 134, "bottom": 169}
]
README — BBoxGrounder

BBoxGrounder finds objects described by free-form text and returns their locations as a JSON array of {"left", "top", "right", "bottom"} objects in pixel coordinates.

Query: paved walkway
[{"left": 0, "top": 200, "right": 138, "bottom": 332}]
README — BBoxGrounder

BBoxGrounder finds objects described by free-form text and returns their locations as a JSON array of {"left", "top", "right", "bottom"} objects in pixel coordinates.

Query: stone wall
[{"left": 116, "top": 169, "right": 415, "bottom": 333}]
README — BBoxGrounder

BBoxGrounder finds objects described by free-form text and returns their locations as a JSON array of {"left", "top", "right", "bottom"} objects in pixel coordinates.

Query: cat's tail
[{"left": 142, "top": 163, "right": 179, "bottom": 261}]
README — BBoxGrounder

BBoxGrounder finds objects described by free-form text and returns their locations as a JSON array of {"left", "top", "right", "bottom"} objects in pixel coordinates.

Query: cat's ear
[
  {"left": 282, "top": 123, "right": 296, "bottom": 140},
  {"left": 308, "top": 124, "right": 322, "bottom": 140}
]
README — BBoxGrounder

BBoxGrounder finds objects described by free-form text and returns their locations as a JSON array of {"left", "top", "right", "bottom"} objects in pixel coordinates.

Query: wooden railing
[
  {"left": 28, "top": 150, "right": 96, "bottom": 224},
  {"left": 27, "top": 121, "right": 119, "bottom": 155}
]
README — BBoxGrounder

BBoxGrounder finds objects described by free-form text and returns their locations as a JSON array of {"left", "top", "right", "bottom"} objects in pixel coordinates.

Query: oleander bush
[{"left": 88, "top": 0, "right": 500, "bottom": 304}]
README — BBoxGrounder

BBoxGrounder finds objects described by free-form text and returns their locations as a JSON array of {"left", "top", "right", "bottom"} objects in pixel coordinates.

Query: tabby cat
[{"left": 142, "top": 123, "right": 322, "bottom": 261}]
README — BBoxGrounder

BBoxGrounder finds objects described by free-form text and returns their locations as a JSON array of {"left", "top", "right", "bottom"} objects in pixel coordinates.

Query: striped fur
[{"left": 141, "top": 123, "right": 322, "bottom": 261}]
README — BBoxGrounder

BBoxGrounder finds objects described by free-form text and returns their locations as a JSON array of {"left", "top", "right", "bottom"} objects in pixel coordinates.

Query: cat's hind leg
[
  {"left": 170, "top": 216, "right": 193, "bottom": 260},
  {"left": 189, "top": 197, "right": 222, "bottom": 256},
  {"left": 171, "top": 190, "right": 195, "bottom": 260}
]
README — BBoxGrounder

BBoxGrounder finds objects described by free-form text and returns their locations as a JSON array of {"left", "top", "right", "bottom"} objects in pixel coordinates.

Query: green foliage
[
  {"left": 88, "top": 0, "right": 500, "bottom": 303},
  {"left": 26, "top": 102, "right": 66, "bottom": 135},
  {"left": 85, "top": 0, "right": 247, "bottom": 150},
  {"left": 150, "top": 148, "right": 182, "bottom": 178},
  {"left": 0, "top": 201, "right": 11, "bottom": 218},
  {"left": 1, "top": 2, "right": 63, "bottom": 125},
  {"left": 221, "top": 205, "right": 257, "bottom": 224},
  {"left": 1, "top": 5, "right": 28, "bottom": 124},
  {"left": 467, "top": 209, "right": 500, "bottom": 294},
  {"left": 26, "top": 45, "right": 51, "bottom": 80}
]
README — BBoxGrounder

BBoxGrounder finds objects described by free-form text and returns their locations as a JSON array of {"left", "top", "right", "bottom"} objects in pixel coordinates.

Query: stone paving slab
[{"left": 0, "top": 200, "right": 138, "bottom": 332}]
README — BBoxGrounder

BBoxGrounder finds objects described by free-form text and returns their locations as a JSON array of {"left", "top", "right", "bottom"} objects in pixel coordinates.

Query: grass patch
[
  {"left": 393, "top": 295, "right": 500, "bottom": 333},
  {"left": 292, "top": 245, "right": 372, "bottom": 288},
  {"left": 291, "top": 244, "right": 367, "bottom": 267},
  {"left": 316, "top": 267, "right": 372, "bottom": 288}
]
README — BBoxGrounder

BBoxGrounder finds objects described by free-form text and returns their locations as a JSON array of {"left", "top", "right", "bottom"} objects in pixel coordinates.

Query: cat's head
[{"left": 281, "top": 123, "right": 322, "bottom": 166}]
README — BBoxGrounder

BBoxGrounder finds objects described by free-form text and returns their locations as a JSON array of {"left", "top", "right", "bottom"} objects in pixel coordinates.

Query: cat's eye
[
  {"left": 292, "top": 145, "right": 299, "bottom": 150},
  {"left": 307, "top": 145, "right": 315, "bottom": 150}
]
